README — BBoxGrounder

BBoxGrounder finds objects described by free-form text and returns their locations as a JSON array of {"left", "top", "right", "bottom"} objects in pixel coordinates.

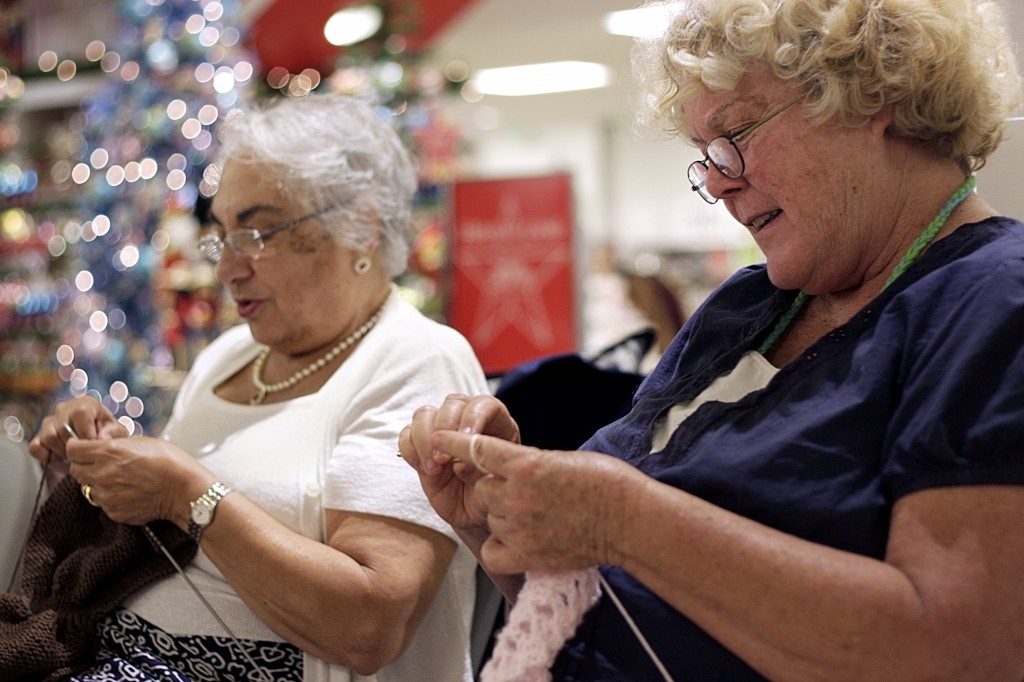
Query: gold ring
[{"left": 81, "top": 483, "right": 99, "bottom": 507}]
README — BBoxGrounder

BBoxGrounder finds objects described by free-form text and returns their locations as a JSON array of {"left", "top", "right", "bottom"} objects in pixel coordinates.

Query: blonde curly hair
[{"left": 634, "top": 0, "right": 1022, "bottom": 171}]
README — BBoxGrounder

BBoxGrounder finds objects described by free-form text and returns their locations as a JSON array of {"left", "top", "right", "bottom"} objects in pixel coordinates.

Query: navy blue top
[{"left": 552, "top": 217, "right": 1024, "bottom": 681}]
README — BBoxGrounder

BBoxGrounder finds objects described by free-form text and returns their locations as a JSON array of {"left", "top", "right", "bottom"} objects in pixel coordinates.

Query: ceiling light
[
  {"left": 324, "top": 5, "right": 383, "bottom": 47},
  {"left": 603, "top": 6, "right": 673, "bottom": 39},
  {"left": 470, "top": 61, "right": 611, "bottom": 97}
]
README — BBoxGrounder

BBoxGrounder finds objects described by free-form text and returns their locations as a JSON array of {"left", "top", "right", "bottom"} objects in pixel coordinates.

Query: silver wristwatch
[{"left": 188, "top": 481, "right": 232, "bottom": 544}]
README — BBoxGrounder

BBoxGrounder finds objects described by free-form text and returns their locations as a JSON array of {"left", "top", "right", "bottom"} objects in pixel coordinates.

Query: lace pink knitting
[{"left": 480, "top": 568, "right": 601, "bottom": 682}]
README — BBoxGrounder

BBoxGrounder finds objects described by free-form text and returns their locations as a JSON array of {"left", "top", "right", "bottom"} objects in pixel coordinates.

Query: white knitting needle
[{"left": 597, "top": 572, "right": 675, "bottom": 681}]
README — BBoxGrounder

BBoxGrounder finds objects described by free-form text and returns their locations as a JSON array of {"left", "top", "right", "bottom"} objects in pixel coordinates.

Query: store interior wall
[{"left": 980, "top": 0, "right": 1024, "bottom": 218}]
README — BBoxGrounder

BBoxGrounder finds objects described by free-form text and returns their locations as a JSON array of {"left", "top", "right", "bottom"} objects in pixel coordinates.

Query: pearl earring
[{"left": 353, "top": 256, "right": 372, "bottom": 275}]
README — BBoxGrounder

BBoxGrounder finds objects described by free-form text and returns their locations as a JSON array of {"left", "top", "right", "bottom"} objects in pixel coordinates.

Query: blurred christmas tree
[
  {"left": 66, "top": 0, "right": 255, "bottom": 435},
  {"left": 1, "top": 0, "right": 254, "bottom": 439},
  {"left": 0, "top": 0, "right": 56, "bottom": 443}
]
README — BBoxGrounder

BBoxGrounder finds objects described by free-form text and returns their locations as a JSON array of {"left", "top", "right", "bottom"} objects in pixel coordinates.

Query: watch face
[{"left": 192, "top": 501, "right": 214, "bottom": 526}]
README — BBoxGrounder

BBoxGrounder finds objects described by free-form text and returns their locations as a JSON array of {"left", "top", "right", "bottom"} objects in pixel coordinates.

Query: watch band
[{"left": 188, "top": 481, "right": 232, "bottom": 544}]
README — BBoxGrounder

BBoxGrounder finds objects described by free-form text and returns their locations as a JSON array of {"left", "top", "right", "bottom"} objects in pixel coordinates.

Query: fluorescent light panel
[
  {"left": 324, "top": 5, "right": 383, "bottom": 46},
  {"left": 603, "top": 6, "right": 673, "bottom": 39},
  {"left": 470, "top": 61, "right": 611, "bottom": 97}
]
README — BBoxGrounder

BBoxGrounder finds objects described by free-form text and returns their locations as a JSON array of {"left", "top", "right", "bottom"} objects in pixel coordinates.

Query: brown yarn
[{"left": 0, "top": 476, "right": 196, "bottom": 681}]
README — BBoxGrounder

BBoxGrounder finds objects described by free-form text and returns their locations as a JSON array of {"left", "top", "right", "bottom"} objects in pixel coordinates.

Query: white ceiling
[{"left": 427, "top": 0, "right": 644, "bottom": 128}]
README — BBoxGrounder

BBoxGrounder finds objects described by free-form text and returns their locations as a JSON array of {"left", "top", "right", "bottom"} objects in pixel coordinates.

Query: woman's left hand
[
  {"left": 432, "top": 430, "right": 650, "bottom": 575},
  {"left": 66, "top": 436, "right": 209, "bottom": 527}
]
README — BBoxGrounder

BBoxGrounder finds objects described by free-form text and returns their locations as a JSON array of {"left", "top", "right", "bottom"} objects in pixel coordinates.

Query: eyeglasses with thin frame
[
  {"left": 687, "top": 94, "right": 805, "bottom": 204},
  {"left": 197, "top": 204, "right": 336, "bottom": 263}
]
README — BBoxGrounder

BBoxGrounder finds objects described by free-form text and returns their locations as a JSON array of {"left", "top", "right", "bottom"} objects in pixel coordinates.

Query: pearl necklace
[{"left": 249, "top": 300, "right": 386, "bottom": 405}]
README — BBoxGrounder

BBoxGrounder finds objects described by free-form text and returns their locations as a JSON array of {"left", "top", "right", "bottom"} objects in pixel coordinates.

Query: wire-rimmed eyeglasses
[
  {"left": 198, "top": 205, "right": 337, "bottom": 263},
  {"left": 687, "top": 94, "right": 804, "bottom": 204}
]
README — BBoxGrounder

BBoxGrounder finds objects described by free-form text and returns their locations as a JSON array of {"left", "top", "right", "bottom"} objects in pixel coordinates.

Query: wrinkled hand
[
  {"left": 27, "top": 396, "right": 128, "bottom": 475},
  {"left": 399, "top": 394, "right": 520, "bottom": 534},
  {"left": 432, "top": 430, "right": 645, "bottom": 575},
  {"left": 66, "top": 435, "right": 210, "bottom": 527}
]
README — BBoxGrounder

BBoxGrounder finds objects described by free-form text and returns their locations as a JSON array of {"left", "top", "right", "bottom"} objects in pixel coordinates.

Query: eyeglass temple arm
[
  {"left": 259, "top": 204, "right": 340, "bottom": 241},
  {"left": 731, "top": 93, "right": 805, "bottom": 144}
]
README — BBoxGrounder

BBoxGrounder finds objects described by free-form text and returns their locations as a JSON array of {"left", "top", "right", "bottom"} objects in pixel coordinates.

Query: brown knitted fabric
[{"left": 0, "top": 476, "right": 197, "bottom": 681}]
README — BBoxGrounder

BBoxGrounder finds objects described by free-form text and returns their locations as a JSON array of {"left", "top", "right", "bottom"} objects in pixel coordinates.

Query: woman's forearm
[
  {"left": 611, "top": 478, "right": 1024, "bottom": 681},
  {"left": 197, "top": 492, "right": 452, "bottom": 674}
]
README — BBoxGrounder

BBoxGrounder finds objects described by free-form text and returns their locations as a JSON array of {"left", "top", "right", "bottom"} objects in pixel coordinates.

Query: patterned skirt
[{"left": 68, "top": 610, "right": 304, "bottom": 682}]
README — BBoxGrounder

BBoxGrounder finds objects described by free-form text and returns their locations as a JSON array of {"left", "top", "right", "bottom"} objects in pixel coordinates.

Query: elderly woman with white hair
[
  {"left": 401, "top": 0, "right": 1024, "bottom": 680},
  {"left": 25, "top": 93, "right": 487, "bottom": 682}
]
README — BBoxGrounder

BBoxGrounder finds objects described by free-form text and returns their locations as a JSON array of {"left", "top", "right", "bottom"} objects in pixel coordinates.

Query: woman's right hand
[
  {"left": 400, "top": 393, "right": 520, "bottom": 534},
  {"left": 27, "top": 396, "right": 128, "bottom": 475}
]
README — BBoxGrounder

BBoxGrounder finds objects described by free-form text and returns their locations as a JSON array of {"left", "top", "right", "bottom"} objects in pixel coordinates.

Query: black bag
[{"left": 494, "top": 330, "right": 653, "bottom": 450}]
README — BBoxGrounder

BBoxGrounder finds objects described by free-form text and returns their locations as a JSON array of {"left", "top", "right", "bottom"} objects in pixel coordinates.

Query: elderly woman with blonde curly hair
[{"left": 400, "top": 0, "right": 1024, "bottom": 680}]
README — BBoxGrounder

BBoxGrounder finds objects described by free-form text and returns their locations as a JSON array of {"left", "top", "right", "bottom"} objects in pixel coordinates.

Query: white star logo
[{"left": 453, "top": 190, "right": 574, "bottom": 351}]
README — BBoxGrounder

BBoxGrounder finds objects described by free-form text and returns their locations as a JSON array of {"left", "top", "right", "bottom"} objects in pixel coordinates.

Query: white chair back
[{"left": 0, "top": 438, "right": 43, "bottom": 592}]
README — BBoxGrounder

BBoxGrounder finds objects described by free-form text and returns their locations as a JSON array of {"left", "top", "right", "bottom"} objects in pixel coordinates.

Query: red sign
[{"left": 449, "top": 175, "right": 577, "bottom": 375}]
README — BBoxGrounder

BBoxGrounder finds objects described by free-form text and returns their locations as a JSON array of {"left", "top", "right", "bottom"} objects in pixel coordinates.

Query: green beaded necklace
[{"left": 757, "top": 174, "right": 978, "bottom": 355}]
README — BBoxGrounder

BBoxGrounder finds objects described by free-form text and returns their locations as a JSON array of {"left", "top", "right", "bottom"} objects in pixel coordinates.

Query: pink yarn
[{"left": 480, "top": 568, "right": 602, "bottom": 682}]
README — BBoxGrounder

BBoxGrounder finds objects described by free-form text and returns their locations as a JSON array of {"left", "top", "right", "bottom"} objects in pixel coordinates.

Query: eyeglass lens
[
  {"left": 706, "top": 138, "right": 744, "bottom": 178},
  {"left": 688, "top": 139, "right": 744, "bottom": 203},
  {"left": 198, "top": 230, "right": 264, "bottom": 263},
  {"left": 197, "top": 235, "right": 223, "bottom": 262}
]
